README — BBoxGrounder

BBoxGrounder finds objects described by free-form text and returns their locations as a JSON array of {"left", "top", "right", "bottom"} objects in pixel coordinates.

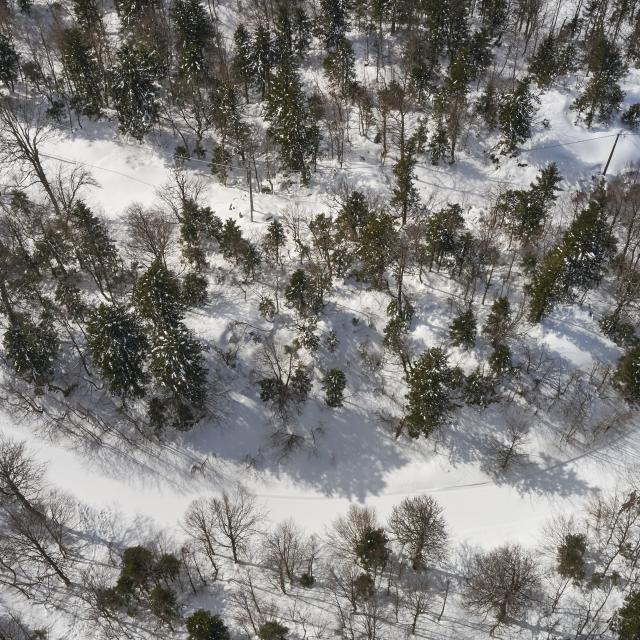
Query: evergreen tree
[
  {"left": 449, "top": 308, "right": 476, "bottom": 350},
  {"left": 86, "top": 304, "right": 148, "bottom": 398},
  {"left": 284, "top": 269, "right": 322, "bottom": 315},
  {"left": 614, "top": 345, "right": 640, "bottom": 404},
  {"left": 476, "top": 80, "right": 499, "bottom": 131},
  {"left": 622, "top": 104, "right": 640, "bottom": 130},
  {"left": 70, "top": 201, "right": 121, "bottom": 298},
  {"left": 355, "top": 527, "right": 389, "bottom": 573},
  {"left": 483, "top": 296, "right": 512, "bottom": 345},
  {"left": 358, "top": 212, "right": 398, "bottom": 287},
  {"left": 115, "top": 0, "right": 156, "bottom": 28},
  {"left": 111, "top": 43, "right": 160, "bottom": 140},
  {"left": 323, "top": 37, "right": 355, "bottom": 97},
  {"left": 335, "top": 190, "right": 369, "bottom": 240},
  {"left": 424, "top": 204, "right": 465, "bottom": 271},
  {"left": 2, "top": 314, "right": 58, "bottom": 391},
  {"left": 172, "top": 0, "right": 211, "bottom": 80},
  {"left": 252, "top": 25, "right": 273, "bottom": 99},
  {"left": 177, "top": 199, "right": 222, "bottom": 271},
  {"left": 262, "top": 219, "right": 286, "bottom": 265},
  {"left": 322, "top": 368, "right": 346, "bottom": 407},
  {"left": 62, "top": 28, "right": 102, "bottom": 116},
  {"left": 186, "top": 610, "right": 231, "bottom": 640},
  {"left": 258, "top": 621, "right": 289, "bottom": 640},
  {"left": 265, "top": 61, "right": 318, "bottom": 183},
  {"left": 498, "top": 77, "right": 539, "bottom": 152},
  {"left": 0, "top": 35, "right": 19, "bottom": 91},
  {"left": 149, "top": 321, "right": 207, "bottom": 412},
  {"left": 556, "top": 533, "right": 587, "bottom": 582},
  {"left": 405, "top": 347, "right": 462, "bottom": 438},
  {"left": 488, "top": 343, "right": 512, "bottom": 375},
  {"left": 572, "top": 31, "right": 626, "bottom": 127},
  {"left": 428, "top": 120, "right": 449, "bottom": 165},
  {"left": 318, "top": 0, "right": 348, "bottom": 51},
  {"left": 528, "top": 33, "right": 568, "bottom": 88},
  {"left": 391, "top": 147, "right": 418, "bottom": 225},
  {"left": 134, "top": 260, "right": 183, "bottom": 325},
  {"left": 149, "top": 585, "right": 179, "bottom": 627},
  {"left": 233, "top": 25, "right": 254, "bottom": 102},
  {"left": 616, "top": 591, "right": 640, "bottom": 640},
  {"left": 72, "top": 0, "right": 103, "bottom": 31}
]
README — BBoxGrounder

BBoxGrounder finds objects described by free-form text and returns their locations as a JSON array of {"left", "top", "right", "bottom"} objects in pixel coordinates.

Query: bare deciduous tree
[
  {"left": 124, "top": 204, "right": 175, "bottom": 267},
  {"left": 462, "top": 544, "right": 540, "bottom": 635},
  {"left": 388, "top": 495, "right": 448, "bottom": 570},
  {"left": 262, "top": 519, "right": 311, "bottom": 594},
  {"left": 210, "top": 485, "right": 262, "bottom": 563},
  {"left": 183, "top": 497, "right": 220, "bottom": 579}
]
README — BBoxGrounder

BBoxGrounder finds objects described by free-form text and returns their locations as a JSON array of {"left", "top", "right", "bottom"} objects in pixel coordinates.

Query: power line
[{"left": 518, "top": 132, "right": 640, "bottom": 153}]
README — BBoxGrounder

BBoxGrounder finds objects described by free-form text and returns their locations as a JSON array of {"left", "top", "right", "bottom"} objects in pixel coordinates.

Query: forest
[{"left": 1, "top": 0, "right": 640, "bottom": 636}]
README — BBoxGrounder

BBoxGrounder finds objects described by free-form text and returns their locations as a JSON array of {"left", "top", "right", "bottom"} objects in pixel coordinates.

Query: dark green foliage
[
  {"left": 259, "top": 363, "right": 310, "bottom": 411},
  {"left": 177, "top": 199, "right": 222, "bottom": 270},
  {"left": 476, "top": 80, "right": 499, "bottom": 131},
  {"left": 0, "top": 35, "right": 19, "bottom": 90},
  {"left": 622, "top": 104, "right": 640, "bottom": 130},
  {"left": 464, "top": 369, "right": 497, "bottom": 407},
  {"left": 616, "top": 591, "right": 640, "bottom": 640},
  {"left": 134, "top": 260, "right": 183, "bottom": 325},
  {"left": 181, "top": 272, "right": 208, "bottom": 307},
  {"left": 355, "top": 527, "right": 389, "bottom": 573},
  {"left": 557, "top": 533, "right": 587, "bottom": 582},
  {"left": 72, "top": 0, "right": 103, "bottom": 31},
  {"left": 358, "top": 212, "right": 398, "bottom": 287},
  {"left": 262, "top": 220, "right": 286, "bottom": 264},
  {"left": 284, "top": 269, "right": 323, "bottom": 315},
  {"left": 252, "top": 25, "right": 273, "bottom": 98},
  {"left": 335, "top": 190, "right": 369, "bottom": 240},
  {"left": 149, "top": 585, "right": 179, "bottom": 625},
  {"left": 405, "top": 348, "right": 462, "bottom": 438},
  {"left": 449, "top": 309, "right": 476, "bottom": 350},
  {"left": 258, "top": 621, "right": 289, "bottom": 640},
  {"left": 112, "top": 44, "right": 160, "bottom": 140},
  {"left": 498, "top": 77, "right": 539, "bottom": 151},
  {"left": 599, "top": 312, "right": 636, "bottom": 346},
  {"left": 496, "top": 164, "right": 562, "bottom": 239},
  {"left": 322, "top": 368, "right": 346, "bottom": 407},
  {"left": 323, "top": 37, "right": 355, "bottom": 96},
  {"left": 86, "top": 304, "right": 148, "bottom": 398},
  {"left": 70, "top": 201, "right": 121, "bottom": 297},
  {"left": 299, "top": 572, "right": 314, "bottom": 587},
  {"left": 149, "top": 322, "right": 206, "bottom": 410},
  {"left": 428, "top": 121, "right": 449, "bottom": 164},
  {"left": 61, "top": 28, "right": 102, "bottom": 116},
  {"left": 186, "top": 610, "right": 231, "bottom": 640},
  {"left": 318, "top": 0, "right": 348, "bottom": 50},
  {"left": 614, "top": 345, "right": 640, "bottom": 404},
  {"left": 114, "top": 0, "right": 156, "bottom": 26},
  {"left": 424, "top": 204, "right": 465, "bottom": 272},
  {"left": 572, "top": 32, "right": 626, "bottom": 127},
  {"left": 233, "top": 25, "right": 254, "bottom": 102},
  {"left": 116, "top": 546, "right": 156, "bottom": 595},
  {"left": 488, "top": 343, "right": 512, "bottom": 375},
  {"left": 171, "top": 0, "right": 211, "bottom": 79},
  {"left": 484, "top": 297, "right": 512, "bottom": 345},
  {"left": 2, "top": 315, "right": 58, "bottom": 391},
  {"left": 391, "top": 147, "right": 418, "bottom": 225},
  {"left": 265, "top": 61, "right": 318, "bottom": 183},
  {"left": 528, "top": 33, "right": 575, "bottom": 88},
  {"left": 528, "top": 189, "right": 614, "bottom": 321}
]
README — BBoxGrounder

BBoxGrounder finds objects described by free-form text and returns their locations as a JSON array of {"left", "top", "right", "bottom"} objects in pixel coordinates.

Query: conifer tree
[
  {"left": 614, "top": 345, "right": 640, "bottom": 404},
  {"left": 405, "top": 347, "right": 462, "bottom": 438},
  {"left": 233, "top": 25, "right": 254, "bottom": 103},
  {"left": 149, "top": 321, "right": 206, "bottom": 413},
  {"left": 572, "top": 31, "right": 626, "bottom": 127},
  {"left": 177, "top": 199, "right": 222, "bottom": 271},
  {"left": 391, "top": 147, "right": 418, "bottom": 226},
  {"left": 134, "top": 260, "right": 183, "bottom": 325},
  {"left": 111, "top": 43, "right": 160, "bottom": 140},
  {"left": 252, "top": 25, "right": 273, "bottom": 99},
  {"left": 284, "top": 269, "right": 322, "bottom": 315},
  {"left": 0, "top": 35, "right": 19, "bottom": 91},
  {"left": 483, "top": 296, "right": 512, "bottom": 345},
  {"left": 616, "top": 591, "right": 640, "bottom": 640},
  {"left": 262, "top": 220, "right": 286, "bottom": 265},
  {"left": 72, "top": 0, "right": 103, "bottom": 31},
  {"left": 449, "top": 309, "right": 476, "bottom": 350},
  {"left": 335, "top": 190, "right": 369, "bottom": 240},
  {"left": 62, "top": 28, "right": 102, "bottom": 116},
  {"left": 265, "top": 61, "right": 318, "bottom": 184},
  {"left": 322, "top": 368, "right": 346, "bottom": 407},
  {"left": 358, "top": 212, "right": 399, "bottom": 287},
  {"left": 186, "top": 610, "right": 231, "bottom": 640},
  {"left": 86, "top": 304, "right": 148, "bottom": 398},
  {"left": 498, "top": 77, "right": 539, "bottom": 152},
  {"left": 318, "top": 0, "right": 348, "bottom": 51},
  {"left": 115, "top": 0, "right": 156, "bottom": 28},
  {"left": 171, "top": 0, "right": 211, "bottom": 80},
  {"left": 2, "top": 314, "right": 58, "bottom": 391},
  {"left": 428, "top": 120, "right": 449, "bottom": 165},
  {"left": 323, "top": 37, "right": 355, "bottom": 97}
]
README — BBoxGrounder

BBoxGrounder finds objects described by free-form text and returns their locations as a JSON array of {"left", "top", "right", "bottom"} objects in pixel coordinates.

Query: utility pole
[
  {"left": 246, "top": 164, "right": 254, "bottom": 222},
  {"left": 602, "top": 132, "right": 621, "bottom": 176}
]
